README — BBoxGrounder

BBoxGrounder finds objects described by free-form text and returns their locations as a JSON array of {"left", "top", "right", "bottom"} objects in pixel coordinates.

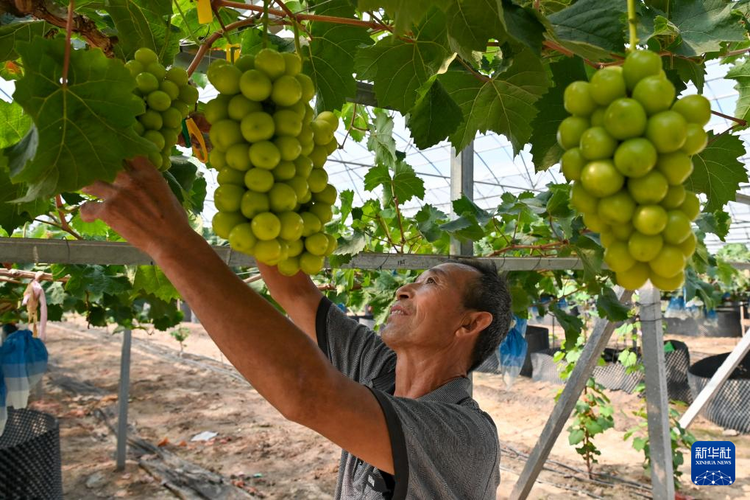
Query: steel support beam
[
  {"left": 510, "top": 289, "right": 633, "bottom": 500},
  {"left": 639, "top": 284, "right": 675, "bottom": 500},
  {"left": 450, "top": 143, "right": 475, "bottom": 257},
  {"left": 679, "top": 328, "right": 750, "bottom": 429},
  {"left": 115, "top": 328, "right": 132, "bottom": 471},
  {"left": 0, "top": 238, "right": 589, "bottom": 270}
]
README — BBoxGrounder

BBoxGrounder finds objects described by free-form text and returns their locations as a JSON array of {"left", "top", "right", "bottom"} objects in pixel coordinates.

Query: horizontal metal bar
[{"left": 1, "top": 238, "right": 587, "bottom": 270}]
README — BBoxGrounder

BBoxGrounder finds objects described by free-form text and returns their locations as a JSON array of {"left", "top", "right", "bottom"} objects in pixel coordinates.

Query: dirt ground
[{"left": 18, "top": 318, "right": 750, "bottom": 499}]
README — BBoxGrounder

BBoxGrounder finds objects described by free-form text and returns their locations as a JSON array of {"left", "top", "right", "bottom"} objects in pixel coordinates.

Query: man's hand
[{"left": 80, "top": 157, "right": 192, "bottom": 259}]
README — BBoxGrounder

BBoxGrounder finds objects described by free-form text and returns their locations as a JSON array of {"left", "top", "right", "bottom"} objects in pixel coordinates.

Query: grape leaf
[
  {"left": 355, "top": 8, "right": 452, "bottom": 114},
  {"left": 133, "top": 266, "right": 180, "bottom": 302},
  {"left": 550, "top": 304, "right": 584, "bottom": 350},
  {"left": 64, "top": 265, "right": 132, "bottom": 302},
  {"left": 172, "top": 5, "right": 240, "bottom": 49},
  {"left": 445, "top": 0, "right": 506, "bottom": 61},
  {"left": 696, "top": 210, "right": 731, "bottom": 241},
  {"left": 364, "top": 161, "right": 425, "bottom": 204},
  {"left": 240, "top": 28, "right": 295, "bottom": 56},
  {"left": 686, "top": 133, "right": 748, "bottom": 212},
  {"left": 439, "top": 48, "right": 550, "bottom": 155},
  {"left": 367, "top": 111, "right": 398, "bottom": 166},
  {"left": 0, "top": 20, "right": 56, "bottom": 63},
  {"left": 0, "top": 163, "right": 48, "bottom": 234},
  {"left": 11, "top": 37, "right": 155, "bottom": 200},
  {"left": 668, "top": 57, "right": 705, "bottom": 94},
  {"left": 547, "top": 0, "right": 627, "bottom": 60},
  {"left": 407, "top": 79, "right": 462, "bottom": 149},
  {"left": 357, "top": 0, "right": 449, "bottom": 33},
  {"left": 502, "top": 0, "right": 548, "bottom": 55},
  {"left": 595, "top": 286, "right": 630, "bottom": 321},
  {"left": 0, "top": 100, "right": 32, "bottom": 149},
  {"left": 107, "top": 0, "right": 179, "bottom": 64},
  {"left": 529, "top": 57, "right": 587, "bottom": 171},
  {"left": 70, "top": 213, "right": 111, "bottom": 238},
  {"left": 668, "top": 0, "right": 746, "bottom": 57},
  {"left": 305, "top": 0, "right": 373, "bottom": 112},
  {"left": 414, "top": 204, "right": 448, "bottom": 242},
  {"left": 725, "top": 59, "right": 750, "bottom": 128}
]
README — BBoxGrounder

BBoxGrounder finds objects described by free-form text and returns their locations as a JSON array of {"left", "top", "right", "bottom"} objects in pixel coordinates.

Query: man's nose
[{"left": 396, "top": 283, "right": 415, "bottom": 300}]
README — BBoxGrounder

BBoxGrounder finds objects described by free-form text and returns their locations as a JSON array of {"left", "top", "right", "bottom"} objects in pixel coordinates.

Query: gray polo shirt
[{"left": 315, "top": 298, "right": 501, "bottom": 499}]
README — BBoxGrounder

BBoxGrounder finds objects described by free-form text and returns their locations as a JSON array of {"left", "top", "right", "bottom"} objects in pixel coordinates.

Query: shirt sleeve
[
  {"left": 315, "top": 297, "right": 397, "bottom": 384},
  {"left": 367, "top": 390, "right": 501, "bottom": 500}
]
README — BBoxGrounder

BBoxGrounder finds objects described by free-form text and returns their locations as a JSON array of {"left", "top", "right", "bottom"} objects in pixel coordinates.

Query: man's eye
[{"left": 426, "top": 277, "right": 436, "bottom": 284}]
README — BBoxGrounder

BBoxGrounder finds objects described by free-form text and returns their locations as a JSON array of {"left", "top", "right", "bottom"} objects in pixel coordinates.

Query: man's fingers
[
  {"left": 79, "top": 201, "right": 105, "bottom": 223},
  {"left": 81, "top": 181, "right": 117, "bottom": 199},
  {"left": 128, "top": 156, "right": 155, "bottom": 172}
]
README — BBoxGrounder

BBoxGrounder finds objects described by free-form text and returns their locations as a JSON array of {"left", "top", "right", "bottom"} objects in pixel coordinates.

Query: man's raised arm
[
  {"left": 255, "top": 262, "right": 323, "bottom": 342},
  {"left": 80, "top": 158, "right": 394, "bottom": 474}
]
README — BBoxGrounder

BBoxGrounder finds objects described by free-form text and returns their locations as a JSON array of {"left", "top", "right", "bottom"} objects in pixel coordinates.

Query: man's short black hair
[{"left": 448, "top": 259, "right": 513, "bottom": 372}]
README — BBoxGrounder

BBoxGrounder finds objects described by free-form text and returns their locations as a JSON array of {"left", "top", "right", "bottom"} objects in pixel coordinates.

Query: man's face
[{"left": 380, "top": 263, "right": 480, "bottom": 350}]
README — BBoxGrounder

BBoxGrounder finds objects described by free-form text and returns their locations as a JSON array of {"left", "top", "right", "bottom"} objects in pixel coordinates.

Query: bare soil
[{"left": 20, "top": 319, "right": 750, "bottom": 499}]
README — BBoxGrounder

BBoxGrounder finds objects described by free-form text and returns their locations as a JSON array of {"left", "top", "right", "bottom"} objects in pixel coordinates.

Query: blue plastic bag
[
  {"left": 499, "top": 317, "right": 528, "bottom": 387},
  {"left": 0, "top": 329, "right": 48, "bottom": 410}
]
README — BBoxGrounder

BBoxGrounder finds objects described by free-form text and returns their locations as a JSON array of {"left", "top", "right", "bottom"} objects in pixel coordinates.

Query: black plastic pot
[
  {"left": 0, "top": 408, "right": 62, "bottom": 499},
  {"left": 688, "top": 351, "right": 750, "bottom": 433}
]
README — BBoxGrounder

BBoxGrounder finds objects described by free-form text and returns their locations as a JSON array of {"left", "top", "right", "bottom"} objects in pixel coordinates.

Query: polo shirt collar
[{"left": 418, "top": 376, "right": 472, "bottom": 404}]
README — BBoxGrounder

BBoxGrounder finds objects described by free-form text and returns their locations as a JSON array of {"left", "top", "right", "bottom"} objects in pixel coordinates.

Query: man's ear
[{"left": 457, "top": 311, "right": 493, "bottom": 339}]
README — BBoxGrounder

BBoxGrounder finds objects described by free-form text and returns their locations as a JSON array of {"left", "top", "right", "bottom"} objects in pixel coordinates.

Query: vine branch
[
  {"left": 55, "top": 194, "right": 83, "bottom": 240},
  {"left": 13, "top": 0, "right": 115, "bottom": 56}
]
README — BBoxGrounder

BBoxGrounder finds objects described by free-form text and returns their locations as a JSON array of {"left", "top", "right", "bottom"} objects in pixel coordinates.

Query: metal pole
[
  {"left": 116, "top": 328, "right": 132, "bottom": 471},
  {"left": 639, "top": 284, "right": 675, "bottom": 500},
  {"left": 510, "top": 289, "right": 633, "bottom": 499},
  {"left": 450, "top": 143, "right": 474, "bottom": 257},
  {"left": 679, "top": 328, "right": 750, "bottom": 429}
]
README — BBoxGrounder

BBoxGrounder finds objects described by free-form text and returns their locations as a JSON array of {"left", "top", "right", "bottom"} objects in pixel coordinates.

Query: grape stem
[
  {"left": 62, "top": 0, "right": 75, "bottom": 88},
  {"left": 627, "top": 0, "right": 638, "bottom": 52},
  {"left": 186, "top": 16, "right": 260, "bottom": 76},
  {"left": 55, "top": 194, "right": 83, "bottom": 240},
  {"left": 262, "top": 0, "right": 270, "bottom": 49},
  {"left": 712, "top": 109, "right": 747, "bottom": 127}
]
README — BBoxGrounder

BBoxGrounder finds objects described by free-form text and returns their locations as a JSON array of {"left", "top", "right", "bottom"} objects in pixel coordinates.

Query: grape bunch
[
  {"left": 205, "top": 48, "right": 339, "bottom": 276},
  {"left": 126, "top": 48, "right": 199, "bottom": 171},
  {"left": 558, "top": 50, "right": 708, "bottom": 291}
]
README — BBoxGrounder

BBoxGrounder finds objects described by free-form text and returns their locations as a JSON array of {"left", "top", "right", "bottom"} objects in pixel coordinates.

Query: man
[{"left": 81, "top": 158, "right": 513, "bottom": 499}]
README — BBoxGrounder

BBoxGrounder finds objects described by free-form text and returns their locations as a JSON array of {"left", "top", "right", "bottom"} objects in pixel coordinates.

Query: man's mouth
[{"left": 390, "top": 305, "right": 409, "bottom": 316}]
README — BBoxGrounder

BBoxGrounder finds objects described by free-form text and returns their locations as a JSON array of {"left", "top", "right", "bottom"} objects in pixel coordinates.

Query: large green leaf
[
  {"left": 547, "top": 0, "right": 627, "bottom": 60},
  {"left": 107, "top": 0, "right": 179, "bottom": 64},
  {"left": 364, "top": 161, "right": 425, "bottom": 204},
  {"left": 529, "top": 57, "right": 588, "bottom": 171},
  {"left": 0, "top": 100, "right": 32, "bottom": 149},
  {"left": 414, "top": 204, "right": 448, "bottom": 242},
  {"left": 502, "top": 0, "right": 548, "bottom": 55},
  {"left": 725, "top": 59, "right": 750, "bottom": 128},
  {"left": 445, "top": 0, "right": 506, "bottom": 61},
  {"left": 407, "top": 79, "right": 462, "bottom": 149},
  {"left": 439, "top": 48, "right": 550, "bottom": 154},
  {"left": 172, "top": 4, "right": 240, "bottom": 49},
  {"left": 668, "top": 0, "right": 746, "bottom": 56},
  {"left": 0, "top": 163, "right": 49, "bottom": 234},
  {"left": 357, "top": 0, "right": 449, "bottom": 33},
  {"left": 11, "top": 37, "right": 155, "bottom": 200},
  {"left": 133, "top": 265, "right": 180, "bottom": 302},
  {"left": 355, "top": 8, "right": 452, "bottom": 114},
  {"left": 367, "top": 111, "right": 398, "bottom": 166},
  {"left": 0, "top": 20, "right": 56, "bottom": 63},
  {"left": 305, "top": 0, "right": 373, "bottom": 112},
  {"left": 686, "top": 133, "right": 748, "bottom": 212}
]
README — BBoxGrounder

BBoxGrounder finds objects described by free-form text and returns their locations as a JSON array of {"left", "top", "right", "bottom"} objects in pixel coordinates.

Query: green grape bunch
[
  {"left": 558, "top": 50, "right": 708, "bottom": 291},
  {"left": 206, "top": 48, "right": 339, "bottom": 276},
  {"left": 126, "top": 48, "right": 200, "bottom": 171}
]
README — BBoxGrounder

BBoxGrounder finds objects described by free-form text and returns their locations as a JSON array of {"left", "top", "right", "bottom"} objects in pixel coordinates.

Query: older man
[{"left": 82, "top": 158, "right": 513, "bottom": 499}]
